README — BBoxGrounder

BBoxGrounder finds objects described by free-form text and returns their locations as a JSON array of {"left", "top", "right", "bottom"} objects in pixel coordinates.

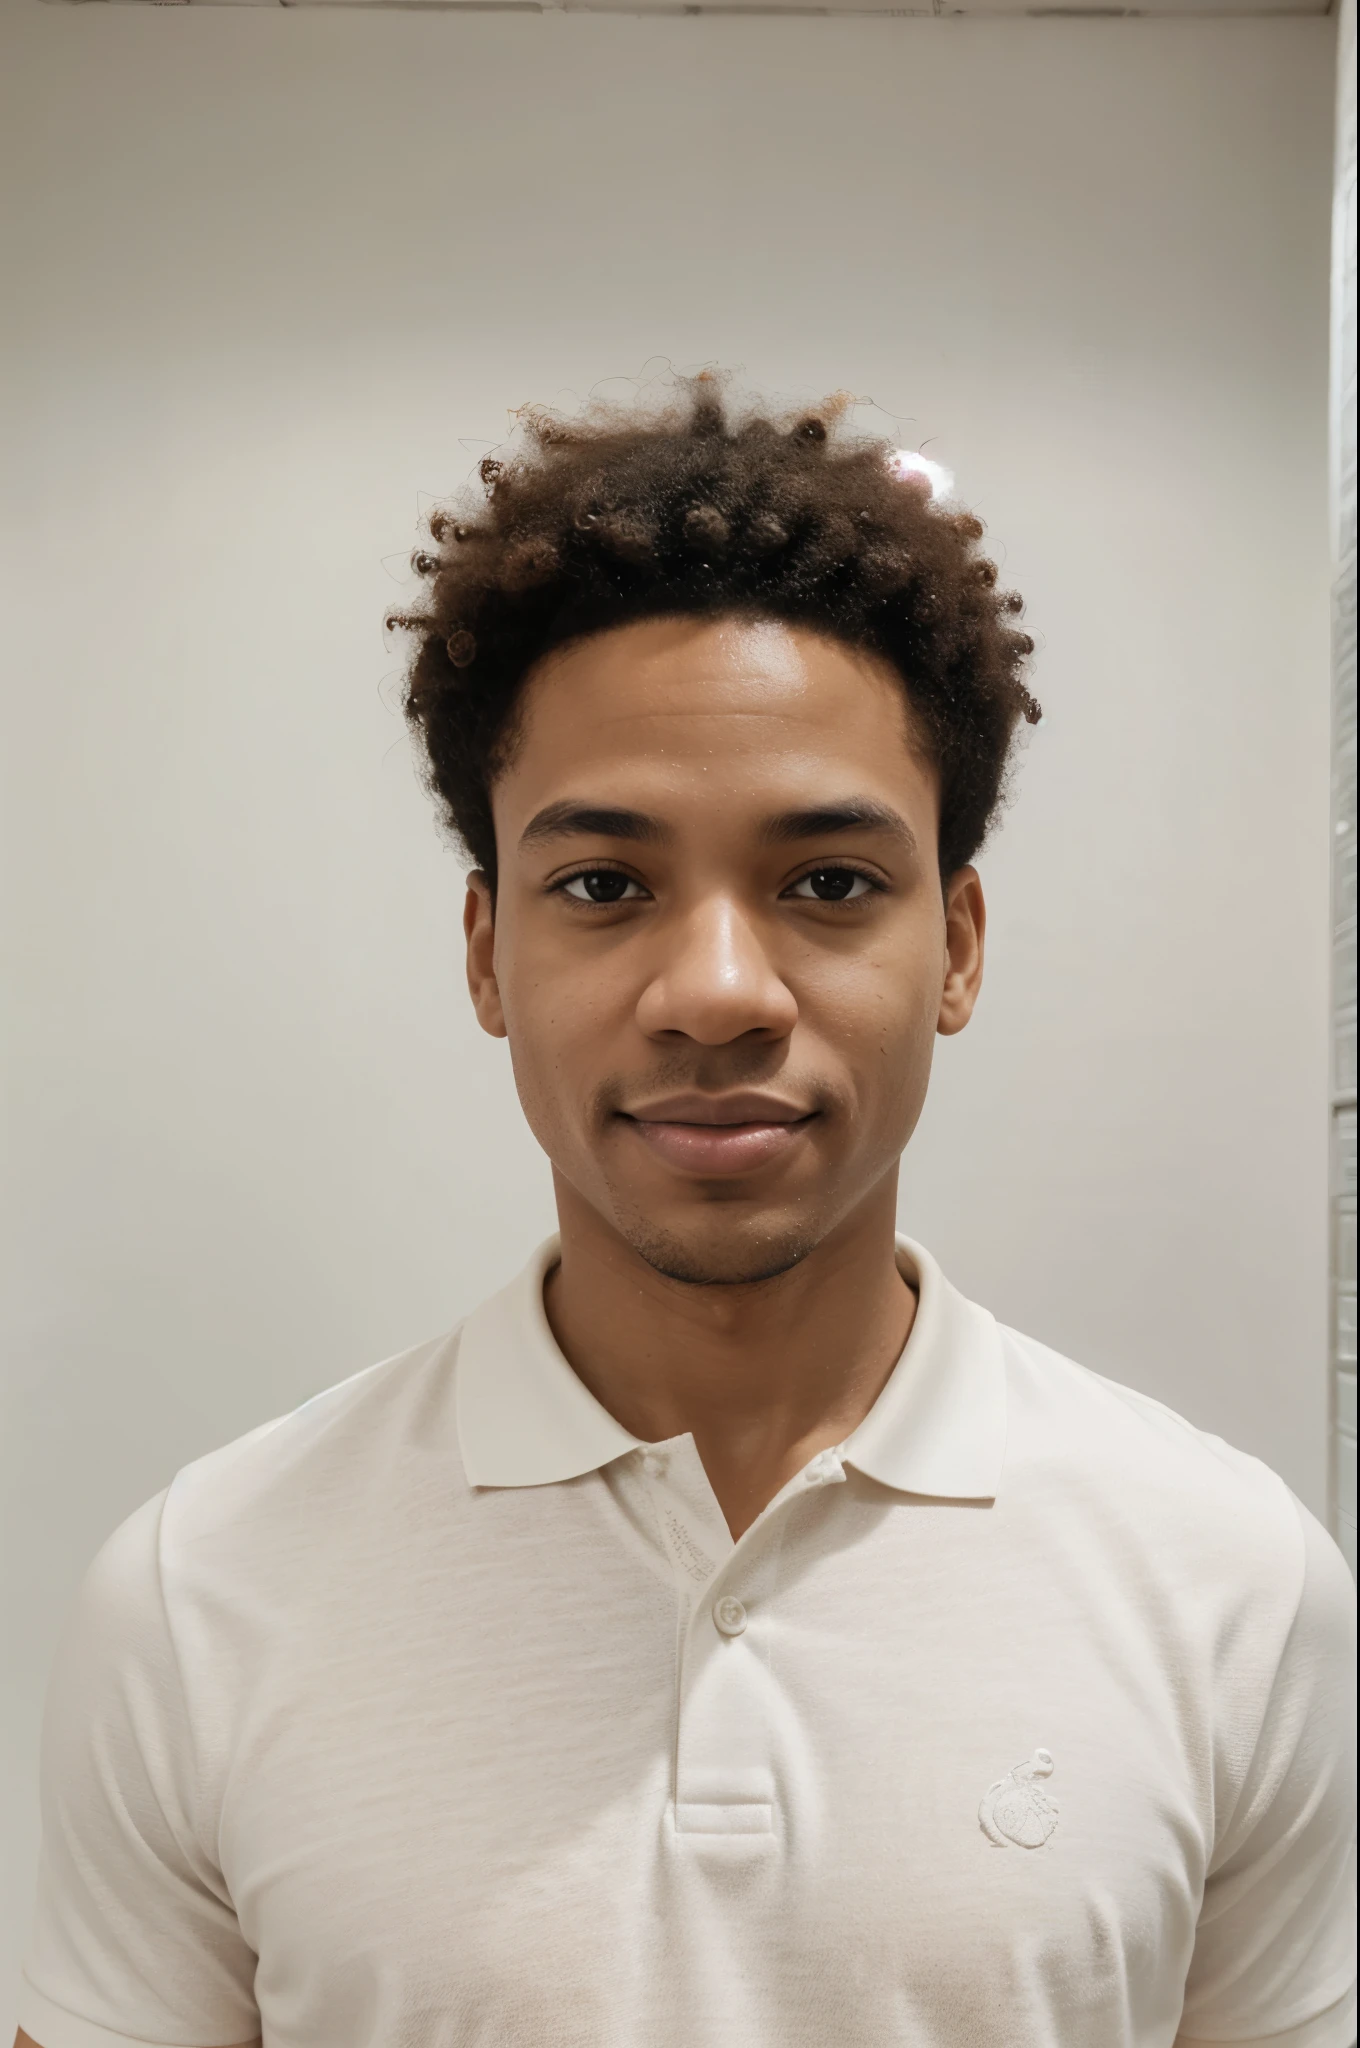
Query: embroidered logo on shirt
[
  {"left": 663, "top": 1510, "right": 716, "bottom": 1584},
  {"left": 979, "top": 1749, "right": 1058, "bottom": 1849}
]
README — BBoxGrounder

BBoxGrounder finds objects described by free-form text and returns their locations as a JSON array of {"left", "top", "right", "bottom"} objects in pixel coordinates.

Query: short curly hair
[{"left": 390, "top": 378, "right": 1039, "bottom": 887}]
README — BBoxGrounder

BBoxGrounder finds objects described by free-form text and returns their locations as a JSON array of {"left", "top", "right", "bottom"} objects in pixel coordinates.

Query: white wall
[{"left": 0, "top": 0, "right": 1334, "bottom": 2009}]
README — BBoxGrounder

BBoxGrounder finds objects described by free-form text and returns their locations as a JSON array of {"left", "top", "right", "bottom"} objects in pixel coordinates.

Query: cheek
[
  {"left": 809, "top": 925, "right": 944, "bottom": 1056},
  {"left": 496, "top": 946, "right": 613, "bottom": 1156},
  {"left": 503, "top": 1027, "right": 582, "bottom": 1171},
  {"left": 853, "top": 979, "right": 941, "bottom": 1159},
  {"left": 796, "top": 932, "right": 943, "bottom": 1149}
]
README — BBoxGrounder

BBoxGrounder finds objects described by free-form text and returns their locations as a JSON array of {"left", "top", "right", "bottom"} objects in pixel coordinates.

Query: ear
[
  {"left": 463, "top": 873, "right": 507, "bottom": 1039},
  {"left": 937, "top": 865, "right": 985, "bottom": 1038}
]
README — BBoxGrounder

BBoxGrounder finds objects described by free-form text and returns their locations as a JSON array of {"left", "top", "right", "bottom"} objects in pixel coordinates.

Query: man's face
[{"left": 466, "top": 615, "right": 984, "bottom": 1285}]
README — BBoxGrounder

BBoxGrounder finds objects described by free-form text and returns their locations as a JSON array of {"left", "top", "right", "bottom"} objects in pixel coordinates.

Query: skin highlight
[{"left": 465, "top": 614, "right": 985, "bottom": 1537}]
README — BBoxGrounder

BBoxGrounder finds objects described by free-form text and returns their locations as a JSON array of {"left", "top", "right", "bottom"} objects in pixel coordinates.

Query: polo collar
[
  {"left": 455, "top": 1234, "right": 1007, "bottom": 1501},
  {"left": 843, "top": 1237, "right": 1007, "bottom": 1500}
]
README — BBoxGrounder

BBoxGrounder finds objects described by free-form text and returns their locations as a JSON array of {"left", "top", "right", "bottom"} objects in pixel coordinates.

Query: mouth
[{"left": 617, "top": 1093, "right": 819, "bottom": 1177}]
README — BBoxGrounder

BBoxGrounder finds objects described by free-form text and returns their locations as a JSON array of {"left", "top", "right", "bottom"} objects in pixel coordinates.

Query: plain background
[{"left": 0, "top": 0, "right": 1337, "bottom": 2012}]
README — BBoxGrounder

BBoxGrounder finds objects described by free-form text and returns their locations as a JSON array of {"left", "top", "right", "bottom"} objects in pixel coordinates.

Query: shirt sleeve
[
  {"left": 1176, "top": 1493, "right": 1357, "bottom": 2048},
  {"left": 17, "top": 1490, "right": 260, "bottom": 2048}
]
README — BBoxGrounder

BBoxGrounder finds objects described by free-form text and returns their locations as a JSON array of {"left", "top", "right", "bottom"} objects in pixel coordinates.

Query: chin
[{"left": 614, "top": 1210, "right": 825, "bottom": 1289}]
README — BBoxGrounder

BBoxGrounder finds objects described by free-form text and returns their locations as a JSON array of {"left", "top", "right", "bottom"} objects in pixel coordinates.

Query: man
[{"left": 16, "top": 380, "right": 1356, "bottom": 2048}]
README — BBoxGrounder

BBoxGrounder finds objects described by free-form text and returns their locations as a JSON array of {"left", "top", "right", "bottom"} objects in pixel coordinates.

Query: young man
[{"left": 16, "top": 382, "right": 1356, "bottom": 2048}]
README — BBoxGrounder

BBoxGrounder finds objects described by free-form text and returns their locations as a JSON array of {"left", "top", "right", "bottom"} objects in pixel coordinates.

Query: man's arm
[
  {"left": 17, "top": 1496, "right": 262, "bottom": 2048},
  {"left": 1177, "top": 1495, "right": 1356, "bottom": 2046}
]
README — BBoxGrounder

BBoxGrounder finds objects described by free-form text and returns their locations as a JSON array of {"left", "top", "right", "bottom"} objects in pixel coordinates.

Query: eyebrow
[
  {"left": 518, "top": 802, "right": 671, "bottom": 851},
  {"left": 760, "top": 801, "right": 918, "bottom": 854},
  {"left": 517, "top": 796, "right": 918, "bottom": 856}
]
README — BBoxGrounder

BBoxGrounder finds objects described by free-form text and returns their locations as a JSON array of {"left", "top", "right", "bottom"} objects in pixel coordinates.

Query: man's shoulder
[
  {"left": 155, "top": 1323, "right": 468, "bottom": 1557},
  {"left": 996, "top": 1318, "right": 1333, "bottom": 1611}
]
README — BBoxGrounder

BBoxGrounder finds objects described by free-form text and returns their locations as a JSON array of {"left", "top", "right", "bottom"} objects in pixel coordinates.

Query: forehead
[{"left": 497, "top": 616, "right": 935, "bottom": 824}]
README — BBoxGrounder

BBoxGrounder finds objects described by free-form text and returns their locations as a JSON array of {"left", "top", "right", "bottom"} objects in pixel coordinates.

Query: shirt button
[
  {"left": 713, "top": 1595, "right": 748, "bottom": 1637},
  {"left": 805, "top": 1451, "right": 837, "bottom": 1483}
]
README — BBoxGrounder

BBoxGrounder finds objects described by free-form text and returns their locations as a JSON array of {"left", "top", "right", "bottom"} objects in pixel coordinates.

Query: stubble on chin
[{"left": 598, "top": 1172, "right": 825, "bottom": 1289}]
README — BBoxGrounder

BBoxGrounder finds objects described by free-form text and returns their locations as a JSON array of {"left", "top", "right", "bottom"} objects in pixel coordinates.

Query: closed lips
[
  {"left": 620, "top": 1097, "right": 817, "bottom": 1175},
  {"left": 621, "top": 1094, "right": 814, "bottom": 1126}
]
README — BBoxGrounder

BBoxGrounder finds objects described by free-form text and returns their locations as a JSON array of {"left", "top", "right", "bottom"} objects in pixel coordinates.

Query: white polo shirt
[{"left": 19, "top": 1238, "right": 1357, "bottom": 2048}]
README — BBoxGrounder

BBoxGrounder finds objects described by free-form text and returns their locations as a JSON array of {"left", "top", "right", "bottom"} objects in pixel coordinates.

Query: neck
[{"left": 543, "top": 1173, "right": 915, "bottom": 1539}]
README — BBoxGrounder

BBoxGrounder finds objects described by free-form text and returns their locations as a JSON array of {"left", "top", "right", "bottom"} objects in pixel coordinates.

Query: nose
[{"left": 634, "top": 896, "right": 798, "bottom": 1046}]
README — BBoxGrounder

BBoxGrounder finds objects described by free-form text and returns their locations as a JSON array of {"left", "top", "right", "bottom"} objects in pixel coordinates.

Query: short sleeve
[
  {"left": 17, "top": 1492, "right": 260, "bottom": 2048},
  {"left": 1177, "top": 1495, "right": 1357, "bottom": 2048}
]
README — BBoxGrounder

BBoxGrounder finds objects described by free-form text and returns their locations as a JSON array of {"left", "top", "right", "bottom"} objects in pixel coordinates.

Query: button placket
[
  {"left": 672, "top": 1495, "right": 795, "bottom": 1841},
  {"left": 639, "top": 1440, "right": 846, "bottom": 1842}
]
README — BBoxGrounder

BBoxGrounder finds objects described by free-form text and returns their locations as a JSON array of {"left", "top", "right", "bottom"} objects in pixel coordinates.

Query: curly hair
[{"left": 390, "top": 378, "right": 1039, "bottom": 887}]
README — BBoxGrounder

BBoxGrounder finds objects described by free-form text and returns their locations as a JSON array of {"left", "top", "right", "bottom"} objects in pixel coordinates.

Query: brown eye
[
  {"left": 562, "top": 871, "right": 644, "bottom": 904},
  {"left": 788, "top": 869, "right": 874, "bottom": 902}
]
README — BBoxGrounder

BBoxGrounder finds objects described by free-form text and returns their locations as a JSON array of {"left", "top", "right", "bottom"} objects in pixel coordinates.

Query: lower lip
[{"left": 624, "top": 1118, "right": 814, "bottom": 1175}]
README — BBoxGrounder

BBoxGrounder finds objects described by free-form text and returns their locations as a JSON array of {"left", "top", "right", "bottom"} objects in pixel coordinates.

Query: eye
[
  {"left": 559, "top": 869, "right": 648, "bottom": 904},
  {"left": 786, "top": 867, "right": 879, "bottom": 903}
]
